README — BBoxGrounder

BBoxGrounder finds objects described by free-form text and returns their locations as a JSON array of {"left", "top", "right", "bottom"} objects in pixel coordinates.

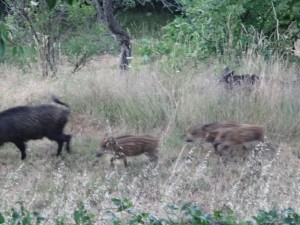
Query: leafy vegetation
[
  {"left": 1, "top": 199, "right": 300, "bottom": 224},
  {"left": 63, "top": 0, "right": 300, "bottom": 69},
  {"left": 1, "top": 1, "right": 119, "bottom": 73},
  {"left": 1, "top": 0, "right": 298, "bottom": 72},
  {"left": 0, "top": 202, "right": 46, "bottom": 225},
  {"left": 139, "top": 0, "right": 300, "bottom": 67}
]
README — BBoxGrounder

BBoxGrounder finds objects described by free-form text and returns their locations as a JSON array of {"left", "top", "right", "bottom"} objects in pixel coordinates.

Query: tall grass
[{"left": 0, "top": 52, "right": 300, "bottom": 223}]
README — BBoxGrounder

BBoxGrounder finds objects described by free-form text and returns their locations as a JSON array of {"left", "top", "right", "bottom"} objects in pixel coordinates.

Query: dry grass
[{"left": 0, "top": 54, "right": 300, "bottom": 223}]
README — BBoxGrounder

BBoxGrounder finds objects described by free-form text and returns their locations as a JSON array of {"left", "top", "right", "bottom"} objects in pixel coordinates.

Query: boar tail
[{"left": 51, "top": 95, "right": 70, "bottom": 110}]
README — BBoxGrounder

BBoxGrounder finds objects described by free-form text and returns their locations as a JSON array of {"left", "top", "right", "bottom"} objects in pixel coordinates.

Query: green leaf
[
  {"left": 0, "top": 29, "right": 8, "bottom": 42},
  {"left": 12, "top": 210, "right": 20, "bottom": 220},
  {"left": 22, "top": 216, "right": 31, "bottom": 225},
  {"left": 111, "top": 198, "right": 122, "bottom": 206},
  {"left": 46, "top": 0, "right": 58, "bottom": 9},
  {"left": 113, "top": 221, "right": 121, "bottom": 225},
  {"left": 12, "top": 46, "right": 17, "bottom": 56},
  {"left": 33, "top": 211, "right": 40, "bottom": 217},
  {"left": 0, "top": 38, "right": 4, "bottom": 57},
  {"left": 62, "top": 0, "right": 75, "bottom": 5},
  {"left": 0, "top": 213, "right": 4, "bottom": 224},
  {"left": 37, "top": 216, "right": 47, "bottom": 222}
]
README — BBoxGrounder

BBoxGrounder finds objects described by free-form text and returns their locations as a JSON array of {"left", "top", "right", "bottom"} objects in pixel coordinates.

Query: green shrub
[
  {"left": 1, "top": 199, "right": 300, "bottom": 224},
  {"left": 104, "top": 198, "right": 300, "bottom": 225},
  {"left": 3, "top": 202, "right": 46, "bottom": 225},
  {"left": 136, "top": 0, "right": 300, "bottom": 67},
  {"left": 73, "top": 203, "right": 95, "bottom": 225}
]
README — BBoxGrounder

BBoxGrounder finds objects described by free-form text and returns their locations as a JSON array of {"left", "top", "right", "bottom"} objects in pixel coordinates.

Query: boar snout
[
  {"left": 96, "top": 152, "right": 104, "bottom": 157},
  {"left": 185, "top": 138, "right": 194, "bottom": 143}
]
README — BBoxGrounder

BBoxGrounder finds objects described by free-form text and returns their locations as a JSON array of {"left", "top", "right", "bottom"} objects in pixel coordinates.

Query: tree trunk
[{"left": 93, "top": 0, "right": 132, "bottom": 70}]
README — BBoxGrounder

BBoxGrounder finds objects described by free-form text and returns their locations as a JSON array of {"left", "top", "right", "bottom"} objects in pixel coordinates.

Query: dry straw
[{"left": 0, "top": 53, "right": 300, "bottom": 222}]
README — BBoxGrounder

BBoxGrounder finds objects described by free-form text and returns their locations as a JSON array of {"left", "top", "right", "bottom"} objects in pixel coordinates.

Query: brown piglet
[
  {"left": 212, "top": 124, "right": 265, "bottom": 153},
  {"left": 97, "top": 135, "right": 159, "bottom": 167}
]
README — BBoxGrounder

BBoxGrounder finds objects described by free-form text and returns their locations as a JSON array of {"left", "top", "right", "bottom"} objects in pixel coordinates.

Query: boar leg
[
  {"left": 14, "top": 141, "right": 27, "bottom": 160},
  {"left": 110, "top": 157, "right": 116, "bottom": 167},
  {"left": 56, "top": 141, "right": 64, "bottom": 157},
  {"left": 64, "top": 134, "right": 72, "bottom": 153},
  {"left": 147, "top": 152, "right": 159, "bottom": 164},
  {"left": 212, "top": 141, "right": 220, "bottom": 153},
  {"left": 47, "top": 134, "right": 70, "bottom": 156},
  {"left": 123, "top": 157, "right": 128, "bottom": 167}
]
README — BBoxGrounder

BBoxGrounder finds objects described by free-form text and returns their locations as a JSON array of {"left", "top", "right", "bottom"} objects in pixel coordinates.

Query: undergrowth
[{"left": 1, "top": 199, "right": 300, "bottom": 225}]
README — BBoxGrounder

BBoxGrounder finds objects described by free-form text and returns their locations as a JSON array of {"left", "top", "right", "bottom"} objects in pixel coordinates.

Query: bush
[
  {"left": 139, "top": 0, "right": 300, "bottom": 67},
  {"left": 0, "top": 202, "right": 46, "bottom": 225},
  {"left": 103, "top": 198, "right": 300, "bottom": 225}
]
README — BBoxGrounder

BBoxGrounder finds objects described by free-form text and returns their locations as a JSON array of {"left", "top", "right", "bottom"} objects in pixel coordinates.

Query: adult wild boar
[
  {"left": 212, "top": 124, "right": 265, "bottom": 153},
  {"left": 96, "top": 135, "right": 159, "bottom": 167},
  {"left": 0, "top": 96, "right": 72, "bottom": 160},
  {"left": 185, "top": 121, "right": 240, "bottom": 144}
]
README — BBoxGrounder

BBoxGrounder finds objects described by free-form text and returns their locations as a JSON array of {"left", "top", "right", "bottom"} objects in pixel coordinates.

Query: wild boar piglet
[
  {"left": 212, "top": 124, "right": 265, "bottom": 153},
  {"left": 97, "top": 135, "right": 159, "bottom": 167},
  {"left": 185, "top": 121, "right": 240, "bottom": 144}
]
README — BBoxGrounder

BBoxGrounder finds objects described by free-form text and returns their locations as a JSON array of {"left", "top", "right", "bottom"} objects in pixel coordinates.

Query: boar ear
[
  {"left": 221, "top": 67, "right": 233, "bottom": 77},
  {"left": 223, "top": 68, "right": 235, "bottom": 78}
]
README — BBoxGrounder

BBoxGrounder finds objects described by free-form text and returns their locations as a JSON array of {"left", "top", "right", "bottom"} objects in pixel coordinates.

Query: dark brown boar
[
  {"left": 96, "top": 135, "right": 159, "bottom": 167},
  {"left": 0, "top": 96, "right": 71, "bottom": 160},
  {"left": 212, "top": 124, "right": 265, "bottom": 153},
  {"left": 185, "top": 121, "right": 240, "bottom": 144}
]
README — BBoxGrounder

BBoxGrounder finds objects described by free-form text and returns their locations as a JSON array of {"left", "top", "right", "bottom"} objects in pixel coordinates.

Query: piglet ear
[
  {"left": 100, "top": 133, "right": 109, "bottom": 147},
  {"left": 103, "top": 132, "right": 110, "bottom": 140},
  {"left": 108, "top": 137, "right": 117, "bottom": 145}
]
